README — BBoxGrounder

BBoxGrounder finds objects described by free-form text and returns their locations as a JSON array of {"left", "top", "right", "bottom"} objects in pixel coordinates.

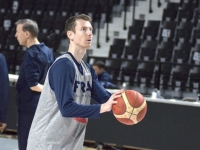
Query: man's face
[
  {"left": 93, "top": 66, "right": 103, "bottom": 76},
  {"left": 15, "top": 24, "right": 27, "bottom": 46},
  {"left": 69, "top": 19, "right": 93, "bottom": 49}
]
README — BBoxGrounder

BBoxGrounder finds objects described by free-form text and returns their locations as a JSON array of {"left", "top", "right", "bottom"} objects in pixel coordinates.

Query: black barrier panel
[
  {"left": 7, "top": 86, "right": 17, "bottom": 130},
  {"left": 85, "top": 100, "right": 200, "bottom": 150}
]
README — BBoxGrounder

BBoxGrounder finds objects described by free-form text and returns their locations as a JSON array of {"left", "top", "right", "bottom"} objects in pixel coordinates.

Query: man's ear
[
  {"left": 25, "top": 31, "right": 30, "bottom": 38},
  {"left": 67, "top": 31, "right": 73, "bottom": 41}
]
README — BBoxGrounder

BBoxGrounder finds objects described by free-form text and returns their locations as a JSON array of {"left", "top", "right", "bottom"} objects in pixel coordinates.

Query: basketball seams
[
  {"left": 125, "top": 91, "right": 146, "bottom": 124},
  {"left": 113, "top": 92, "right": 132, "bottom": 122},
  {"left": 112, "top": 90, "right": 147, "bottom": 125},
  {"left": 127, "top": 91, "right": 138, "bottom": 124},
  {"left": 132, "top": 98, "right": 146, "bottom": 114},
  {"left": 129, "top": 91, "right": 138, "bottom": 124},
  {"left": 131, "top": 91, "right": 137, "bottom": 114},
  {"left": 114, "top": 91, "right": 136, "bottom": 124},
  {"left": 122, "top": 92, "right": 134, "bottom": 114},
  {"left": 126, "top": 91, "right": 137, "bottom": 124},
  {"left": 113, "top": 102, "right": 125, "bottom": 114},
  {"left": 130, "top": 100, "right": 146, "bottom": 124},
  {"left": 112, "top": 91, "right": 127, "bottom": 115},
  {"left": 134, "top": 90, "right": 138, "bottom": 108}
]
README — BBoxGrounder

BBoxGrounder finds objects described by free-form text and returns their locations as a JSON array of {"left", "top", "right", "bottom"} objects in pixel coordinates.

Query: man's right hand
[{"left": 100, "top": 89, "right": 124, "bottom": 113}]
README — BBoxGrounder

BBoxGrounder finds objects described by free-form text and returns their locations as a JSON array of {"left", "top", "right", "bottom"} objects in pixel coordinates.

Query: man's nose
[{"left": 87, "top": 30, "right": 93, "bottom": 35}]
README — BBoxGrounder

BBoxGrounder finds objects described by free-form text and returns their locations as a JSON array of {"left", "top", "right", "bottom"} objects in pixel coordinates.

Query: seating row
[{"left": 88, "top": 56, "right": 200, "bottom": 92}]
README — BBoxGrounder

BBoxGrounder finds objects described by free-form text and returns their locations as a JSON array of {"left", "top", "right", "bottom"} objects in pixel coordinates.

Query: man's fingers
[
  {"left": 111, "top": 89, "right": 124, "bottom": 98},
  {"left": 112, "top": 94, "right": 122, "bottom": 100},
  {"left": 115, "top": 89, "right": 124, "bottom": 95},
  {"left": 112, "top": 101, "right": 118, "bottom": 104}
]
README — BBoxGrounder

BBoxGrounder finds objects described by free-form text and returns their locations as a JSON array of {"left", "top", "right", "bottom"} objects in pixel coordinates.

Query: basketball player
[
  {"left": 27, "top": 14, "right": 123, "bottom": 149},
  {"left": 15, "top": 19, "right": 55, "bottom": 150},
  {"left": 0, "top": 53, "right": 9, "bottom": 133}
]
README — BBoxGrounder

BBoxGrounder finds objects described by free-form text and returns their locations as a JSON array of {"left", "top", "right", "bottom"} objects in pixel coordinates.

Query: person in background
[
  {"left": 92, "top": 60, "right": 117, "bottom": 89},
  {"left": 0, "top": 53, "right": 9, "bottom": 133},
  {"left": 15, "top": 19, "right": 55, "bottom": 150},
  {"left": 27, "top": 14, "right": 123, "bottom": 150}
]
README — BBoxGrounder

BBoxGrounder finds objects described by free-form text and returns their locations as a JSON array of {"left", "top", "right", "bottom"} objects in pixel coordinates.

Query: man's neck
[
  {"left": 68, "top": 45, "right": 86, "bottom": 63},
  {"left": 26, "top": 38, "right": 40, "bottom": 48}
]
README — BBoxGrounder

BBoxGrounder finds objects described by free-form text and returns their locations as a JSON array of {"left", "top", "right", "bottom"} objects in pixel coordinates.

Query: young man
[
  {"left": 0, "top": 53, "right": 9, "bottom": 133},
  {"left": 15, "top": 19, "right": 55, "bottom": 150},
  {"left": 27, "top": 14, "right": 123, "bottom": 150},
  {"left": 93, "top": 60, "right": 117, "bottom": 88}
]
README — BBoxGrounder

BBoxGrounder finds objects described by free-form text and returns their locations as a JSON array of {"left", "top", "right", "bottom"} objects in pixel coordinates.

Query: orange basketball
[{"left": 112, "top": 90, "right": 147, "bottom": 125}]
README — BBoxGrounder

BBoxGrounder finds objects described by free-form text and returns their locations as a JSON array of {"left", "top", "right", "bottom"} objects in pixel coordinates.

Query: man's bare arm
[{"left": 30, "top": 84, "right": 43, "bottom": 92}]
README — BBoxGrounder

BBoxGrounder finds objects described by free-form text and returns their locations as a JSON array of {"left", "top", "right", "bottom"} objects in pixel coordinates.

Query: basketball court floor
[
  {"left": 0, "top": 134, "right": 96, "bottom": 150},
  {"left": 0, "top": 134, "right": 143, "bottom": 150},
  {"left": 0, "top": 136, "right": 18, "bottom": 150}
]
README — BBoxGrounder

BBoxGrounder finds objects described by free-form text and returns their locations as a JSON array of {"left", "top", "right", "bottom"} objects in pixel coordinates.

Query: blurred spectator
[{"left": 92, "top": 61, "right": 117, "bottom": 89}]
